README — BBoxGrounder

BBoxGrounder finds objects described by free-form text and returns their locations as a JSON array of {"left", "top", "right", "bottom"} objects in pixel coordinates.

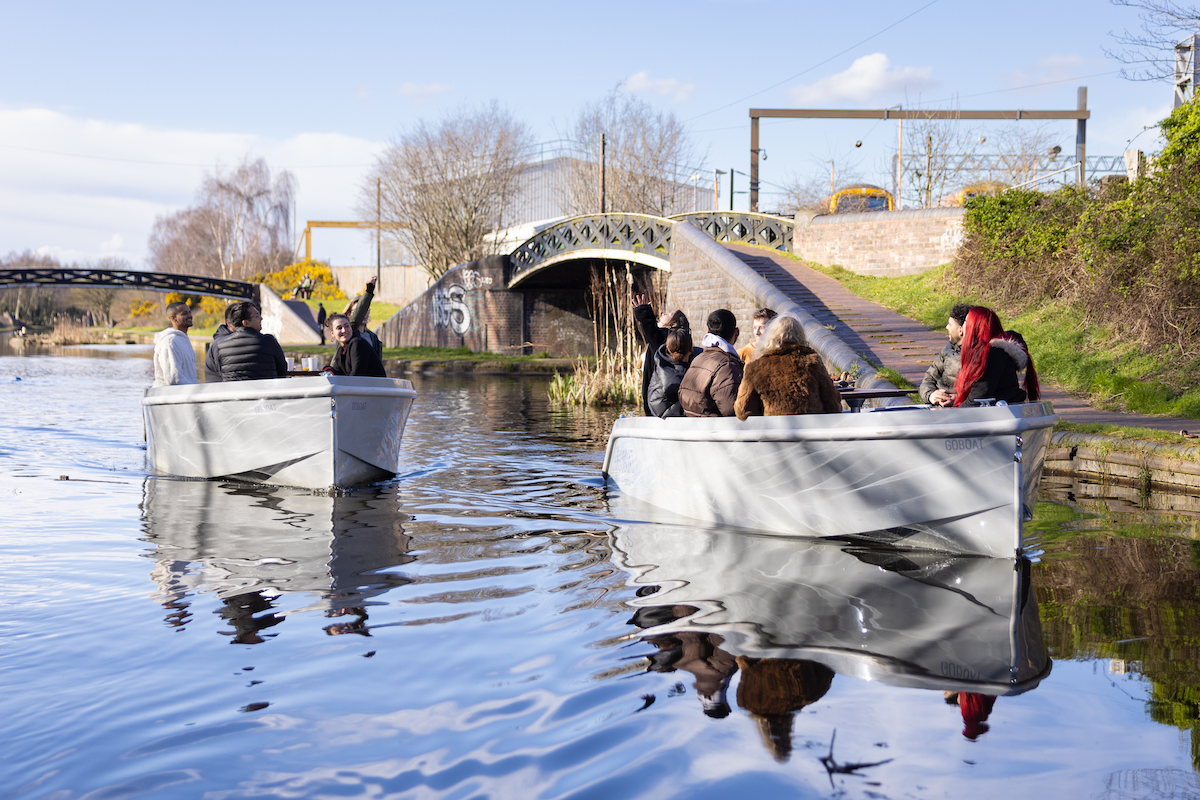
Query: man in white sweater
[{"left": 152, "top": 302, "right": 198, "bottom": 386}]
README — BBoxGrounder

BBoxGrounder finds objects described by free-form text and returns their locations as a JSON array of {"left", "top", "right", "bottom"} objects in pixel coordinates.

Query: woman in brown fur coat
[{"left": 735, "top": 316, "right": 843, "bottom": 419}]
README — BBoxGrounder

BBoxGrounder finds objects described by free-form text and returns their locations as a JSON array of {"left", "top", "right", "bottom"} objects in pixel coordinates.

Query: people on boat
[
  {"left": 633, "top": 293, "right": 690, "bottom": 416},
  {"left": 647, "top": 327, "right": 702, "bottom": 417},
  {"left": 343, "top": 276, "right": 383, "bottom": 360},
  {"left": 204, "top": 304, "right": 237, "bottom": 382},
  {"left": 152, "top": 302, "right": 198, "bottom": 387},
  {"left": 734, "top": 316, "right": 842, "bottom": 419},
  {"left": 316, "top": 302, "right": 327, "bottom": 346},
  {"left": 326, "top": 313, "right": 388, "bottom": 377},
  {"left": 208, "top": 302, "right": 289, "bottom": 381},
  {"left": 679, "top": 309, "right": 743, "bottom": 417},
  {"left": 738, "top": 307, "right": 777, "bottom": 363},
  {"left": 953, "top": 306, "right": 1040, "bottom": 406},
  {"left": 920, "top": 303, "right": 971, "bottom": 407}
]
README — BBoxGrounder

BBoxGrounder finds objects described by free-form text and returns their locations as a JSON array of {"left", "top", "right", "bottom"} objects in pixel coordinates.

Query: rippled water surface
[{"left": 4, "top": 348, "right": 1200, "bottom": 799}]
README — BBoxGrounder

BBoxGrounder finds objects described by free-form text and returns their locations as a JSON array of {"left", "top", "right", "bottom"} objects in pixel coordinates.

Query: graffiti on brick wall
[{"left": 432, "top": 271, "right": 492, "bottom": 336}]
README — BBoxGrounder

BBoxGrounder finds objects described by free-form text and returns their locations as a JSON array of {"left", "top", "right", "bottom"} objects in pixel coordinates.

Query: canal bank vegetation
[{"left": 784, "top": 98, "right": 1200, "bottom": 420}]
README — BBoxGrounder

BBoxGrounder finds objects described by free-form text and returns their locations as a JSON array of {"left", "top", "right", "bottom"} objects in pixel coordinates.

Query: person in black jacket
[
  {"left": 327, "top": 314, "right": 387, "bottom": 377},
  {"left": 208, "top": 302, "right": 289, "bottom": 381},
  {"left": 203, "top": 304, "right": 237, "bottom": 382},
  {"left": 633, "top": 293, "right": 689, "bottom": 416}
]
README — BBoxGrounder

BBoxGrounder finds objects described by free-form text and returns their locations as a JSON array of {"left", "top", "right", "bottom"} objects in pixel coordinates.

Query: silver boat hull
[
  {"left": 602, "top": 402, "right": 1058, "bottom": 557},
  {"left": 143, "top": 376, "right": 417, "bottom": 490}
]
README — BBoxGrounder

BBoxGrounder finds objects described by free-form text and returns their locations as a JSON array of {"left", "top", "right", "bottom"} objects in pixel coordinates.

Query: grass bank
[{"left": 779, "top": 254, "right": 1200, "bottom": 420}]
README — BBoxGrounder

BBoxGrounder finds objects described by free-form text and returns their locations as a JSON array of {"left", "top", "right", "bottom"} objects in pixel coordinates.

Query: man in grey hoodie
[
  {"left": 152, "top": 302, "right": 198, "bottom": 387},
  {"left": 919, "top": 303, "right": 971, "bottom": 406}
]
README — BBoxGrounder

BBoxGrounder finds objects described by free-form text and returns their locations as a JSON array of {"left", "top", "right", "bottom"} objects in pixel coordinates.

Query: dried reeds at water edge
[{"left": 548, "top": 353, "right": 640, "bottom": 407}]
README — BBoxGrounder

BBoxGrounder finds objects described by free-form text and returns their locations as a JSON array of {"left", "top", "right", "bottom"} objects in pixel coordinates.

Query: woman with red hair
[{"left": 952, "top": 306, "right": 1040, "bottom": 407}]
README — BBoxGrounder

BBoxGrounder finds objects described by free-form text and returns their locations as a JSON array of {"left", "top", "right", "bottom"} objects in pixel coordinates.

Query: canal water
[{"left": 3, "top": 346, "right": 1200, "bottom": 799}]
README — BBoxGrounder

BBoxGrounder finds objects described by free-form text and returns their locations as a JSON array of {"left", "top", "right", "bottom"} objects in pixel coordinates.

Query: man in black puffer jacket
[{"left": 209, "top": 302, "right": 289, "bottom": 381}]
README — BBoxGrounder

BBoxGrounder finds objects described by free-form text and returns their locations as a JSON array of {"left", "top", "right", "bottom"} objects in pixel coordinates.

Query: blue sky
[{"left": 0, "top": 0, "right": 1180, "bottom": 267}]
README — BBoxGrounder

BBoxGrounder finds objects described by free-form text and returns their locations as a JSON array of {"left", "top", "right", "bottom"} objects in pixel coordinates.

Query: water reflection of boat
[
  {"left": 602, "top": 402, "right": 1058, "bottom": 556},
  {"left": 142, "top": 375, "right": 418, "bottom": 489},
  {"left": 612, "top": 524, "right": 1050, "bottom": 696},
  {"left": 140, "top": 479, "right": 413, "bottom": 639}
]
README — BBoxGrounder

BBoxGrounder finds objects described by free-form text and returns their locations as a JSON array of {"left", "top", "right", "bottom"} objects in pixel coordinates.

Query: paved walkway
[{"left": 726, "top": 244, "right": 1200, "bottom": 433}]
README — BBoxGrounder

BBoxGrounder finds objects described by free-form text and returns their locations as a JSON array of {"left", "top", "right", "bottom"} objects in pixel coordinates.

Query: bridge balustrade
[
  {"left": 0, "top": 268, "right": 258, "bottom": 300},
  {"left": 506, "top": 212, "right": 793, "bottom": 287}
]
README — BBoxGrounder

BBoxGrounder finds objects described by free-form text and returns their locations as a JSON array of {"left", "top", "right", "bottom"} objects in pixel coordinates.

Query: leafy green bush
[{"left": 955, "top": 95, "right": 1200, "bottom": 354}]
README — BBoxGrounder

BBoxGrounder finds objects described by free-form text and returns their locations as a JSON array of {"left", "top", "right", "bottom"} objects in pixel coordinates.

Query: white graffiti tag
[
  {"left": 433, "top": 284, "right": 471, "bottom": 335},
  {"left": 460, "top": 269, "right": 493, "bottom": 289}
]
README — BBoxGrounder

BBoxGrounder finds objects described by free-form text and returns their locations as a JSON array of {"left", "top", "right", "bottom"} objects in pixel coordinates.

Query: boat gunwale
[{"left": 142, "top": 376, "right": 418, "bottom": 407}]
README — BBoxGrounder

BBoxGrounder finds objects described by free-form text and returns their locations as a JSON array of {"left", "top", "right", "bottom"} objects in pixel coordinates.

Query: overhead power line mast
[{"left": 747, "top": 89, "right": 1091, "bottom": 211}]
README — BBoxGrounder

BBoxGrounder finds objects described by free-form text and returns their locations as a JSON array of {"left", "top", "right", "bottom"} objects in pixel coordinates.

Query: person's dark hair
[
  {"left": 327, "top": 313, "right": 351, "bottom": 328},
  {"left": 707, "top": 309, "right": 737, "bottom": 341},
  {"left": 166, "top": 302, "right": 190, "bottom": 319},
  {"left": 752, "top": 308, "right": 777, "bottom": 323},
  {"left": 663, "top": 310, "right": 689, "bottom": 330},
  {"left": 665, "top": 327, "right": 693, "bottom": 362},
  {"left": 224, "top": 303, "right": 237, "bottom": 322},
  {"left": 949, "top": 303, "right": 971, "bottom": 326},
  {"left": 229, "top": 302, "right": 260, "bottom": 329}
]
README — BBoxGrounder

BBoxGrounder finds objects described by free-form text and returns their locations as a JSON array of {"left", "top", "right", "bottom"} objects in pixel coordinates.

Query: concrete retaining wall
[
  {"left": 1045, "top": 431, "right": 1200, "bottom": 493},
  {"left": 259, "top": 285, "right": 320, "bottom": 344},
  {"left": 330, "top": 265, "right": 432, "bottom": 305},
  {"left": 794, "top": 208, "right": 964, "bottom": 276}
]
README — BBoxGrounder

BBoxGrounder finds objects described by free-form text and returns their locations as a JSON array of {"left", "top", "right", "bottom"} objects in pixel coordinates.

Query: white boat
[
  {"left": 602, "top": 401, "right": 1058, "bottom": 557},
  {"left": 612, "top": 523, "right": 1049, "bottom": 695},
  {"left": 143, "top": 375, "right": 418, "bottom": 490}
]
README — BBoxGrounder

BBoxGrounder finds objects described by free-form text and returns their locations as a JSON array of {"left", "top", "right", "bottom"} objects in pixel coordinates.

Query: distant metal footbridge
[{"left": 0, "top": 267, "right": 259, "bottom": 300}]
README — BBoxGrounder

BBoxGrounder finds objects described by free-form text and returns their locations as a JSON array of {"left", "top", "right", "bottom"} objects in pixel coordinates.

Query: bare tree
[
  {"left": 1106, "top": 0, "right": 1200, "bottom": 81},
  {"left": 365, "top": 103, "right": 533, "bottom": 281},
  {"left": 558, "top": 90, "right": 703, "bottom": 217},
  {"left": 780, "top": 160, "right": 863, "bottom": 214},
  {"left": 147, "top": 156, "right": 295, "bottom": 280},
  {"left": 148, "top": 206, "right": 219, "bottom": 276},
  {"left": 989, "top": 124, "right": 1062, "bottom": 187},
  {"left": 904, "top": 114, "right": 981, "bottom": 208}
]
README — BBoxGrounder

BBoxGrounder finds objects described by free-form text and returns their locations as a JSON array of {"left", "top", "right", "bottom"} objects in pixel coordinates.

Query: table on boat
[{"left": 837, "top": 387, "right": 919, "bottom": 412}]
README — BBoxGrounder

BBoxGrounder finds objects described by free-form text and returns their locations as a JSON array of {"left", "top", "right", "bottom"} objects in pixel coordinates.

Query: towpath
[{"left": 726, "top": 244, "right": 1198, "bottom": 433}]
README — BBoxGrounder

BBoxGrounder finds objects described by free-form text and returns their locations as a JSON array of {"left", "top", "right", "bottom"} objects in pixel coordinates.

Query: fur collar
[{"left": 990, "top": 337, "right": 1029, "bottom": 369}]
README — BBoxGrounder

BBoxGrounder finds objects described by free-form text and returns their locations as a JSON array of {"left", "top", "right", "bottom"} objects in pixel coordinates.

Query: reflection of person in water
[
  {"left": 324, "top": 606, "right": 370, "bottom": 636},
  {"left": 218, "top": 591, "right": 284, "bottom": 645},
  {"left": 736, "top": 656, "right": 835, "bottom": 762},
  {"left": 944, "top": 691, "right": 997, "bottom": 740},
  {"left": 634, "top": 602, "right": 740, "bottom": 718}
]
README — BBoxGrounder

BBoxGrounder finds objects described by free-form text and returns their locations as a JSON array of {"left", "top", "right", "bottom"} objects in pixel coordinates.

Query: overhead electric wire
[{"left": 684, "top": 0, "right": 940, "bottom": 124}]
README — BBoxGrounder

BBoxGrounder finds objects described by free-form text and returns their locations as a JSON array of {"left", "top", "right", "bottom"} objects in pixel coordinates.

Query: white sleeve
[{"left": 170, "top": 335, "right": 198, "bottom": 385}]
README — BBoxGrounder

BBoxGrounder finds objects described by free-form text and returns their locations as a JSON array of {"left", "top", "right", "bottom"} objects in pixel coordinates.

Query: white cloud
[
  {"left": 621, "top": 71, "right": 696, "bottom": 103},
  {"left": 786, "top": 53, "right": 935, "bottom": 106},
  {"left": 0, "top": 108, "right": 384, "bottom": 266},
  {"left": 1007, "top": 53, "right": 1097, "bottom": 92},
  {"left": 394, "top": 82, "right": 454, "bottom": 104}
]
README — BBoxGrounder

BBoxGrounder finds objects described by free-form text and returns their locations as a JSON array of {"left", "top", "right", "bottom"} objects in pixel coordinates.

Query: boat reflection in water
[
  {"left": 612, "top": 523, "right": 1049, "bottom": 758},
  {"left": 139, "top": 478, "right": 413, "bottom": 641}
]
